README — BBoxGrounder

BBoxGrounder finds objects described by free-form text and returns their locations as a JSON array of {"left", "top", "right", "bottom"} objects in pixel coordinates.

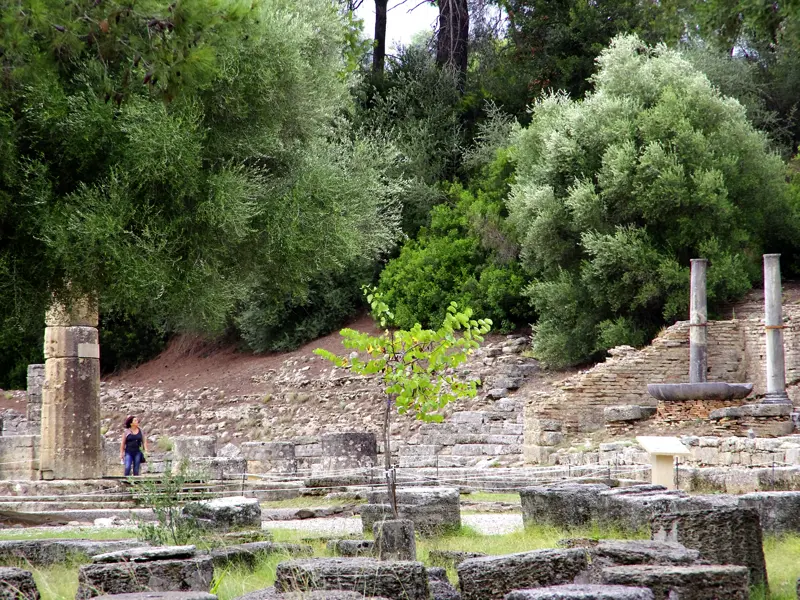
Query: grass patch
[
  {"left": 212, "top": 553, "right": 286, "bottom": 600},
  {"left": 15, "top": 524, "right": 800, "bottom": 600},
  {"left": 461, "top": 492, "right": 520, "bottom": 504},
  {"left": 764, "top": 535, "right": 800, "bottom": 600},
  {"left": 260, "top": 496, "right": 366, "bottom": 509},
  {"left": 32, "top": 563, "right": 81, "bottom": 600}
]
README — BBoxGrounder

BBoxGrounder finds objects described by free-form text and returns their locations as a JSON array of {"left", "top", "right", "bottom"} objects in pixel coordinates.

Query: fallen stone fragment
[
  {"left": 92, "top": 546, "right": 196, "bottom": 563},
  {"left": 505, "top": 585, "right": 653, "bottom": 600}
]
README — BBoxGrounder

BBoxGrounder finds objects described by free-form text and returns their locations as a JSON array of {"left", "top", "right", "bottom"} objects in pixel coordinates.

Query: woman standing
[{"left": 120, "top": 415, "right": 148, "bottom": 476}]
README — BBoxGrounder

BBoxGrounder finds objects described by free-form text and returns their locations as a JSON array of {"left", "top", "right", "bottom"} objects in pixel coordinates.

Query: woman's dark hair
[{"left": 125, "top": 415, "right": 136, "bottom": 429}]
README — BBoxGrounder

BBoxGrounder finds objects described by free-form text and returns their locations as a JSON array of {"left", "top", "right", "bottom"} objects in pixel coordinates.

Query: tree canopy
[
  {"left": 508, "top": 34, "right": 799, "bottom": 367},
  {"left": 0, "top": 0, "right": 401, "bottom": 383}
]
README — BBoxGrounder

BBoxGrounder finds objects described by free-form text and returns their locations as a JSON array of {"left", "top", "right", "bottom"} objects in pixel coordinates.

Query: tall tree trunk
[
  {"left": 436, "top": 0, "right": 469, "bottom": 86},
  {"left": 373, "top": 0, "right": 388, "bottom": 74}
]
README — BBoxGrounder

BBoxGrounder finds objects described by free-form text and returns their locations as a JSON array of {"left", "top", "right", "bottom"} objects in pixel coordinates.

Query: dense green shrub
[
  {"left": 509, "top": 35, "right": 799, "bottom": 368},
  {"left": 378, "top": 138, "right": 531, "bottom": 333}
]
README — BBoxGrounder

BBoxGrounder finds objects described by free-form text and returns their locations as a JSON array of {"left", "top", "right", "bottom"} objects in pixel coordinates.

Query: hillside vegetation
[{"left": 2, "top": 0, "right": 800, "bottom": 386}]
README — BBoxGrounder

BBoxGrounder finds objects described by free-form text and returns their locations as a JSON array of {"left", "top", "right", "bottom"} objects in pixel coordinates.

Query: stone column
[
  {"left": 763, "top": 254, "right": 791, "bottom": 404},
  {"left": 40, "top": 297, "right": 102, "bottom": 479},
  {"left": 26, "top": 364, "right": 45, "bottom": 435},
  {"left": 689, "top": 258, "right": 708, "bottom": 384}
]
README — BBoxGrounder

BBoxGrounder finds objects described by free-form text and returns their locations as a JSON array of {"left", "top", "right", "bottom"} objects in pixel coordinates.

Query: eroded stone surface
[
  {"left": 76, "top": 557, "right": 214, "bottom": 600},
  {"left": 0, "top": 540, "right": 142, "bottom": 567},
  {"left": 0, "top": 566, "right": 39, "bottom": 600},
  {"left": 519, "top": 484, "right": 610, "bottom": 528},
  {"left": 362, "top": 488, "right": 460, "bottom": 536},
  {"left": 274, "top": 557, "right": 429, "bottom": 600},
  {"left": 428, "top": 550, "right": 486, "bottom": 568},
  {"left": 505, "top": 585, "right": 654, "bottom": 600},
  {"left": 601, "top": 565, "right": 749, "bottom": 600},
  {"left": 457, "top": 549, "right": 588, "bottom": 600},
  {"left": 650, "top": 507, "right": 767, "bottom": 587},
  {"left": 92, "top": 546, "right": 196, "bottom": 563}
]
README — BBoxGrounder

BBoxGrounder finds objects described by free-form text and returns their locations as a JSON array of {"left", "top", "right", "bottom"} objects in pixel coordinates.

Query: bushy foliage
[
  {"left": 352, "top": 45, "right": 464, "bottom": 234},
  {"left": 237, "top": 260, "right": 371, "bottom": 353},
  {"left": 509, "top": 35, "right": 799, "bottom": 368},
  {"left": 378, "top": 114, "right": 532, "bottom": 333},
  {"left": 0, "top": 0, "right": 402, "bottom": 379}
]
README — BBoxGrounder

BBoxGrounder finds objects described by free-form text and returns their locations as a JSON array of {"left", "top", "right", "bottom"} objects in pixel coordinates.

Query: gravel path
[{"left": 262, "top": 513, "right": 523, "bottom": 537}]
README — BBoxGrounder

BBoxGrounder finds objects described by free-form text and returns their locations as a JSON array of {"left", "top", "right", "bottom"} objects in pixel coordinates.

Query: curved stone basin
[{"left": 647, "top": 382, "right": 754, "bottom": 402}]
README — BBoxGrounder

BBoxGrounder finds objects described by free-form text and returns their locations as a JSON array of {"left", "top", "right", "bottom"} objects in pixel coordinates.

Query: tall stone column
[
  {"left": 40, "top": 297, "right": 103, "bottom": 479},
  {"left": 689, "top": 258, "right": 708, "bottom": 384},
  {"left": 763, "top": 254, "right": 791, "bottom": 404}
]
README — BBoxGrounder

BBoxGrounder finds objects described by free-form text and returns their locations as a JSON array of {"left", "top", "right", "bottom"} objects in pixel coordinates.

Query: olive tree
[{"left": 509, "top": 34, "right": 798, "bottom": 368}]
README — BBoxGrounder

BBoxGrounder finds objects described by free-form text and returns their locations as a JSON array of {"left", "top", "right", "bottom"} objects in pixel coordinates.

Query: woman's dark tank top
[{"left": 125, "top": 430, "right": 143, "bottom": 454}]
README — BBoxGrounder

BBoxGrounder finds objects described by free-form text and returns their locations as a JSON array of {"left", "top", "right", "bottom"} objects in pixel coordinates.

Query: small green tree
[{"left": 315, "top": 289, "right": 491, "bottom": 517}]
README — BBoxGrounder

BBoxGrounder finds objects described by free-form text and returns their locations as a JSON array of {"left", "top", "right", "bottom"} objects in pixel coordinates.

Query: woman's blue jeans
[{"left": 124, "top": 451, "right": 142, "bottom": 476}]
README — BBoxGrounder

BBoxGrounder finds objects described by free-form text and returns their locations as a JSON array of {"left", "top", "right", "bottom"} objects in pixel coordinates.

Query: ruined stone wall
[
  {"left": 524, "top": 298, "right": 800, "bottom": 462},
  {"left": 526, "top": 320, "right": 748, "bottom": 437}
]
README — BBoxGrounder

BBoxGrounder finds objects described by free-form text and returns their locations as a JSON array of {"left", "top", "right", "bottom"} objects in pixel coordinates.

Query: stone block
[
  {"left": 505, "top": 586, "right": 654, "bottom": 600},
  {"left": 294, "top": 443, "right": 321, "bottom": 458},
  {"left": 0, "top": 540, "right": 141, "bottom": 567},
  {"left": 0, "top": 567, "right": 39, "bottom": 600},
  {"left": 650, "top": 507, "right": 766, "bottom": 588},
  {"left": 184, "top": 457, "right": 246, "bottom": 480},
  {"left": 427, "top": 567, "right": 460, "bottom": 600},
  {"left": 398, "top": 445, "right": 440, "bottom": 457},
  {"left": 241, "top": 442, "right": 297, "bottom": 474},
  {"left": 528, "top": 431, "right": 565, "bottom": 446},
  {"left": 373, "top": 519, "right": 416, "bottom": 561},
  {"left": 523, "top": 445, "right": 554, "bottom": 464},
  {"left": 43, "top": 326, "right": 99, "bottom": 359},
  {"left": 0, "top": 435, "right": 39, "bottom": 480},
  {"left": 600, "top": 565, "right": 749, "bottom": 600},
  {"left": 274, "top": 558, "right": 429, "bottom": 600},
  {"left": 326, "top": 539, "right": 375, "bottom": 557},
  {"left": 738, "top": 491, "right": 800, "bottom": 535},
  {"left": 172, "top": 436, "right": 217, "bottom": 460},
  {"left": 209, "top": 542, "right": 312, "bottom": 568},
  {"left": 450, "top": 412, "right": 486, "bottom": 425},
  {"left": 604, "top": 406, "right": 643, "bottom": 423},
  {"left": 92, "top": 546, "right": 196, "bottom": 563},
  {"left": 428, "top": 550, "right": 486, "bottom": 568},
  {"left": 183, "top": 496, "right": 261, "bottom": 530},
  {"left": 76, "top": 557, "right": 214, "bottom": 599},
  {"left": 321, "top": 432, "right": 377, "bottom": 472},
  {"left": 362, "top": 487, "right": 460, "bottom": 536},
  {"left": 520, "top": 484, "right": 610, "bottom": 529},
  {"left": 457, "top": 549, "right": 588, "bottom": 600}
]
